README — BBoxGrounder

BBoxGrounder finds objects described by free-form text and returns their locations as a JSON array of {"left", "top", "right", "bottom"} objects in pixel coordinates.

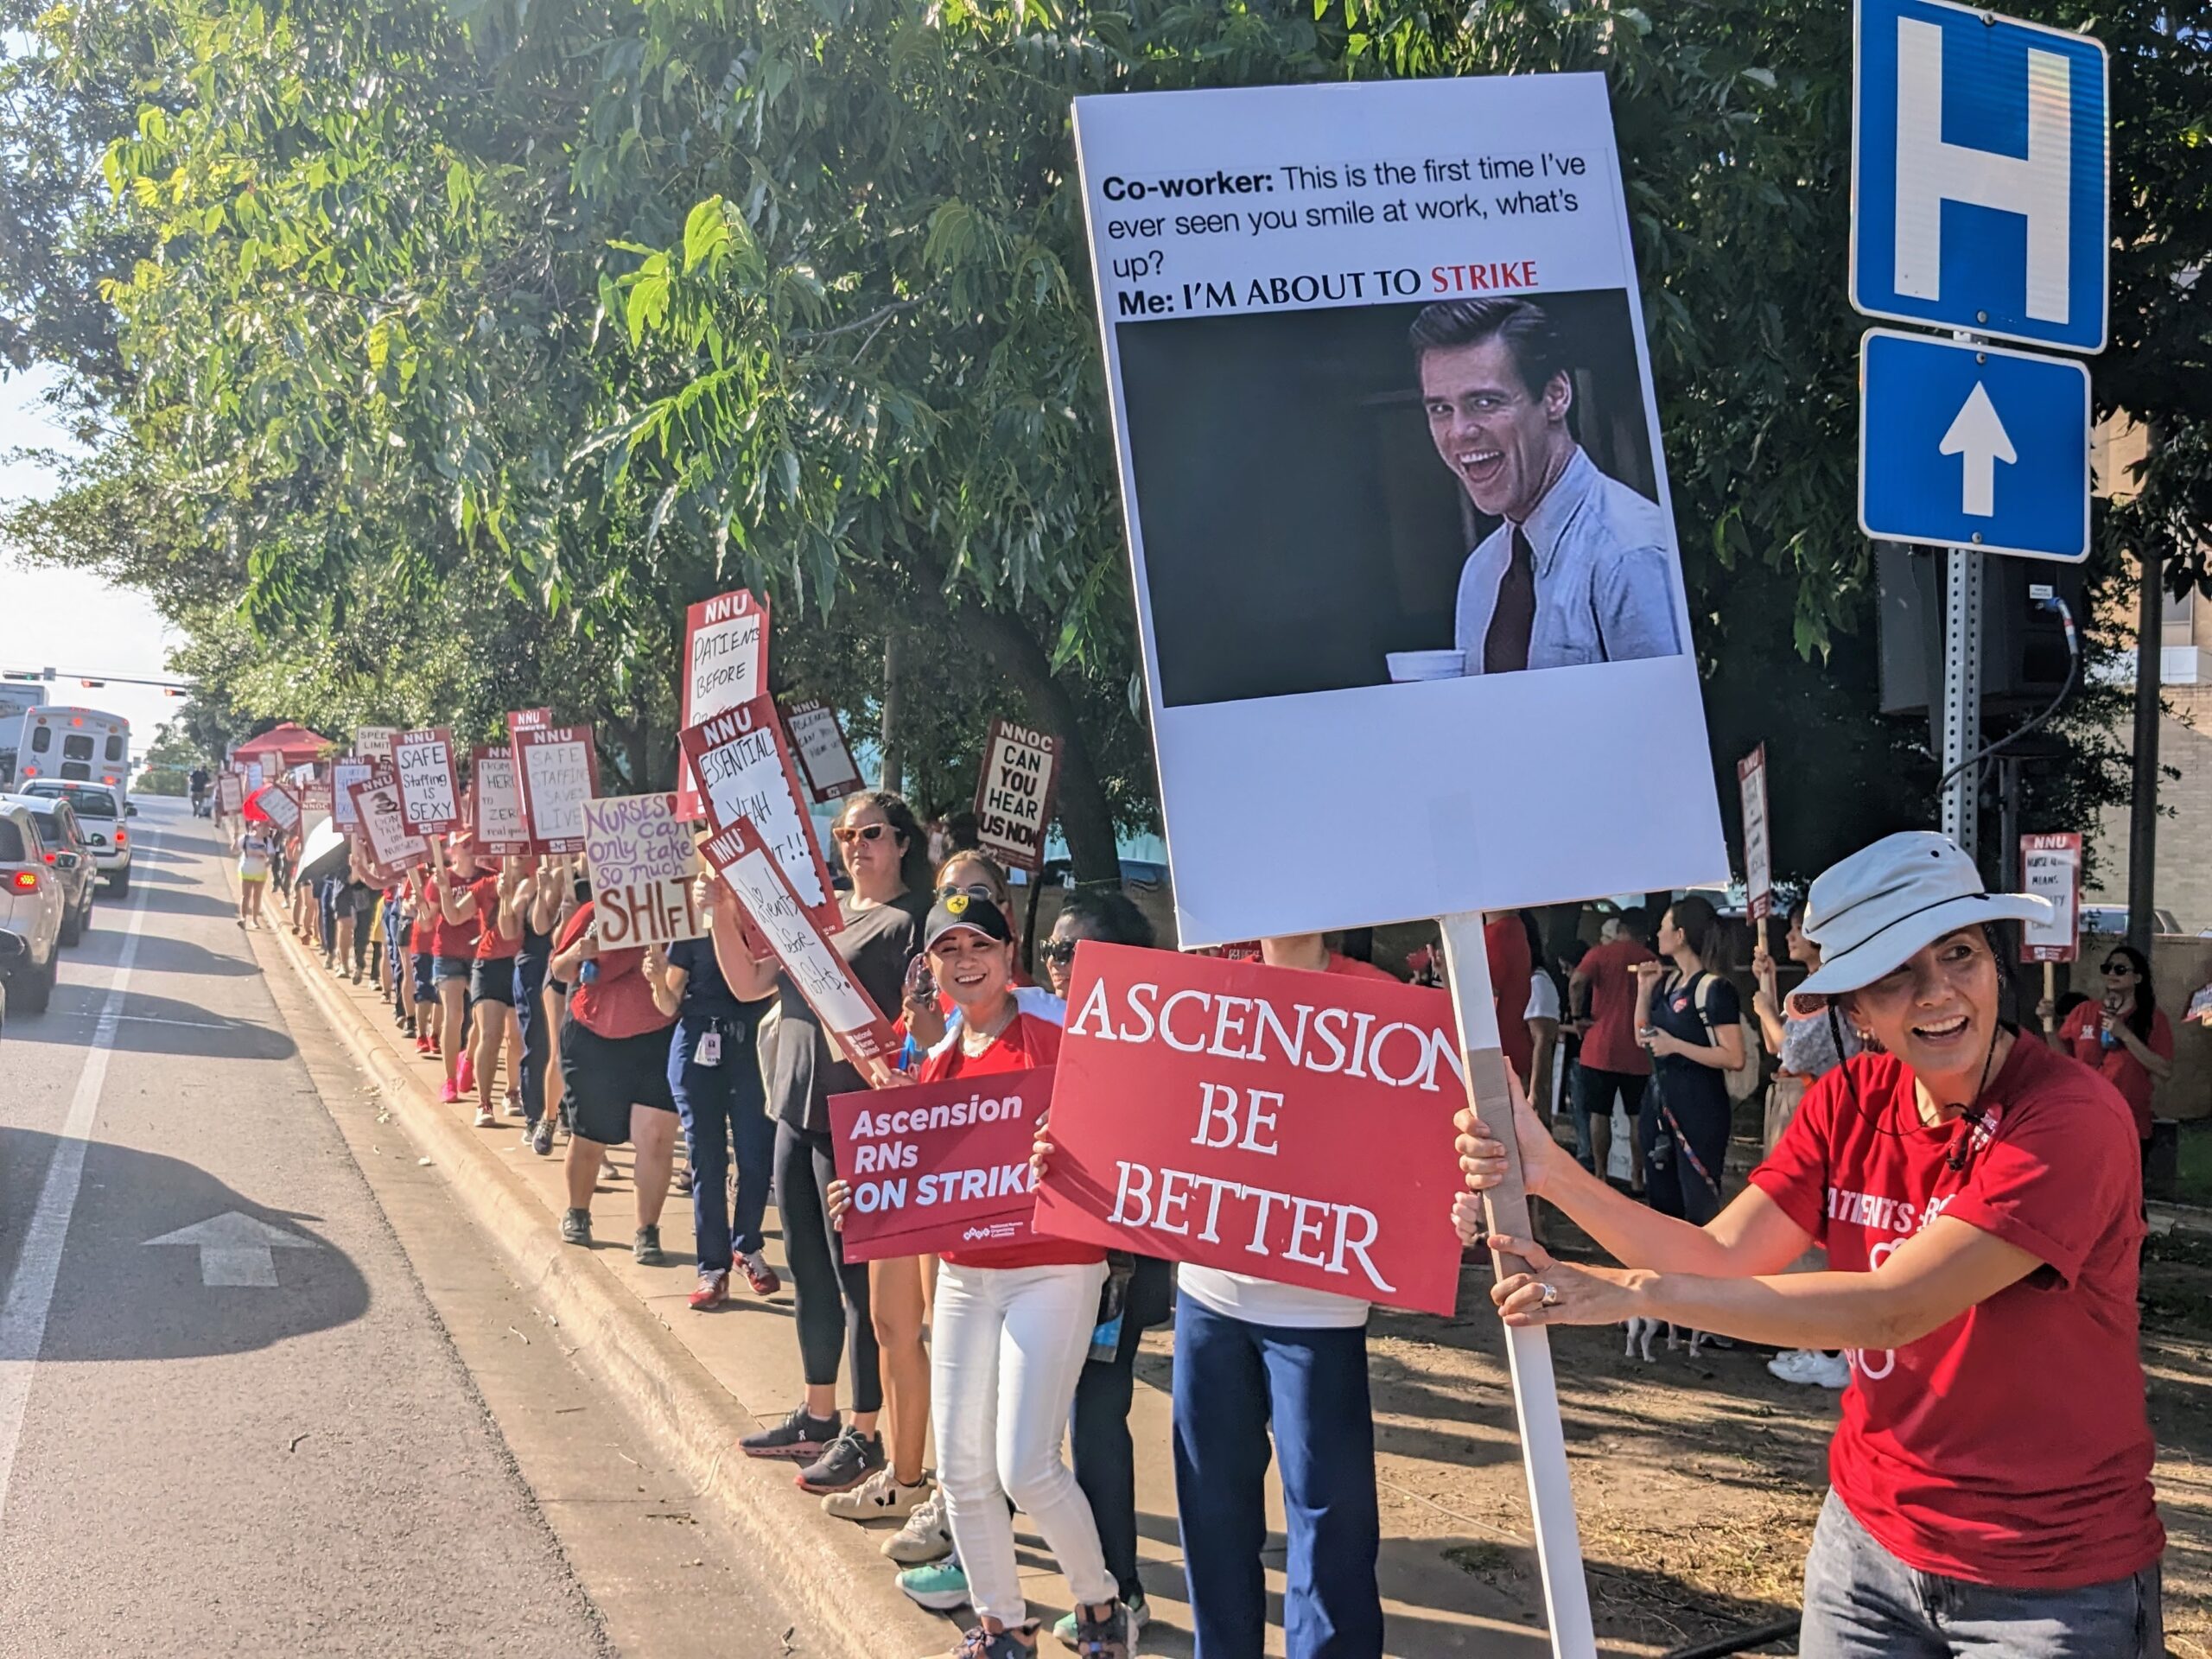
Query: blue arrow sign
[
  {"left": 1853, "top": 0, "right": 2107, "bottom": 352},
  {"left": 1859, "top": 330, "right": 2089, "bottom": 561}
]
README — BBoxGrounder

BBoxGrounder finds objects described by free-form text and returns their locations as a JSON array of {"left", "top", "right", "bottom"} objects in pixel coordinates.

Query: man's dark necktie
[{"left": 1484, "top": 525, "right": 1536, "bottom": 674}]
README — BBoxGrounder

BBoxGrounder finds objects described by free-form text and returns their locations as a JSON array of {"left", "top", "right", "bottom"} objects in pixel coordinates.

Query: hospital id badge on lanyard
[{"left": 696, "top": 1029, "right": 723, "bottom": 1067}]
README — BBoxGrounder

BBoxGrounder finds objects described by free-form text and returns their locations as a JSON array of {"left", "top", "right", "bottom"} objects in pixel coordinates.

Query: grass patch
[{"left": 2177, "top": 1120, "right": 2212, "bottom": 1211}]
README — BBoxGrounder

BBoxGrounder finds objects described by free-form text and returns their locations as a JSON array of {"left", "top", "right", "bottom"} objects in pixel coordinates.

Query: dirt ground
[{"left": 1185, "top": 1213, "right": 2210, "bottom": 1656}]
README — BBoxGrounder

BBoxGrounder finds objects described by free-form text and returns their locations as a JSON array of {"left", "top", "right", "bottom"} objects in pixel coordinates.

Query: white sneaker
[
  {"left": 823, "top": 1465, "right": 930, "bottom": 1523},
  {"left": 1769, "top": 1349, "right": 1848, "bottom": 1388},
  {"left": 882, "top": 1486, "right": 954, "bottom": 1562},
  {"left": 473, "top": 1105, "right": 497, "bottom": 1128}
]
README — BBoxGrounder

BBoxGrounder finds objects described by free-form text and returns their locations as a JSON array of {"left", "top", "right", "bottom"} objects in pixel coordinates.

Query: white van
[{"left": 16, "top": 705, "right": 132, "bottom": 810}]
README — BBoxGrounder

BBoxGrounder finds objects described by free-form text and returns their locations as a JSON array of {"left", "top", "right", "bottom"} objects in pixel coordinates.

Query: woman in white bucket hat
[{"left": 1452, "top": 832, "right": 2164, "bottom": 1656}]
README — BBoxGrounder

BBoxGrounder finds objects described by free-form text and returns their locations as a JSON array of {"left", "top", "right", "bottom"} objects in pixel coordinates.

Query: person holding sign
[
  {"left": 451, "top": 855, "right": 525, "bottom": 1128},
  {"left": 428, "top": 839, "right": 486, "bottom": 1107},
  {"left": 734, "top": 791, "right": 931, "bottom": 1501},
  {"left": 1455, "top": 834, "right": 2166, "bottom": 1658},
  {"left": 1413, "top": 298, "right": 1678, "bottom": 676},
  {"left": 2039, "top": 944, "right": 2172, "bottom": 1157},
  {"left": 831, "top": 891, "right": 1130, "bottom": 1659},
  {"left": 236, "top": 827, "right": 273, "bottom": 927}
]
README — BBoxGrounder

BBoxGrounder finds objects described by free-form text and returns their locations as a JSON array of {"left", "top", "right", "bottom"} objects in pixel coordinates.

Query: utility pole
[
  {"left": 2126, "top": 537, "right": 2162, "bottom": 955},
  {"left": 1940, "top": 548, "right": 1984, "bottom": 861}
]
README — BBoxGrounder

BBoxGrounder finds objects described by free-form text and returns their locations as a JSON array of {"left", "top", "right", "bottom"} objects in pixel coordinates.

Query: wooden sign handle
[{"left": 1436, "top": 910, "right": 1598, "bottom": 1659}]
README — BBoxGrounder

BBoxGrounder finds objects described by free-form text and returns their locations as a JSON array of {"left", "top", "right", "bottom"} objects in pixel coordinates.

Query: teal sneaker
[
  {"left": 1054, "top": 1595, "right": 1146, "bottom": 1649},
  {"left": 898, "top": 1556, "right": 972, "bottom": 1612}
]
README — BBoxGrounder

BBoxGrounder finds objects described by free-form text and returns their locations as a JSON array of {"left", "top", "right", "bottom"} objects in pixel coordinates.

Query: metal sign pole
[{"left": 1941, "top": 545, "right": 1983, "bottom": 858}]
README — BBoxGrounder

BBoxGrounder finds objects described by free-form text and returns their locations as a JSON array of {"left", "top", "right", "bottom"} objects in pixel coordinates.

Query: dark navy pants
[
  {"left": 512, "top": 947, "right": 550, "bottom": 1125},
  {"left": 668, "top": 1018, "right": 772, "bottom": 1268},
  {"left": 1171, "top": 1296, "right": 1382, "bottom": 1659}
]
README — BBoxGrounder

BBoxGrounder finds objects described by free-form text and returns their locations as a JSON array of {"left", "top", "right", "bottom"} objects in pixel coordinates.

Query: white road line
[{"left": 0, "top": 839, "right": 158, "bottom": 1531}]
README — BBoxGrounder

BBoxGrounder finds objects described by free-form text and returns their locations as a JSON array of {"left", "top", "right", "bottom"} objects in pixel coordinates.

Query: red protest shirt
[
  {"left": 1483, "top": 918, "right": 1535, "bottom": 1081},
  {"left": 1576, "top": 937, "right": 1656, "bottom": 1076},
  {"left": 922, "top": 1013, "right": 1103, "bottom": 1271},
  {"left": 2058, "top": 1001, "right": 2171, "bottom": 1140},
  {"left": 470, "top": 874, "right": 520, "bottom": 962},
  {"left": 427, "top": 871, "right": 481, "bottom": 960},
  {"left": 407, "top": 897, "right": 435, "bottom": 955},
  {"left": 555, "top": 902, "right": 673, "bottom": 1041},
  {"left": 1746, "top": 1037, "right": 2161, "bottom": 1589}
]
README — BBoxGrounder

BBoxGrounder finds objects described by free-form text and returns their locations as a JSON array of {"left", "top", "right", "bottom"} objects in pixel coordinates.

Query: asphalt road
[{"left": 0, "top": 800, "right": 797, "bottom": 1657}]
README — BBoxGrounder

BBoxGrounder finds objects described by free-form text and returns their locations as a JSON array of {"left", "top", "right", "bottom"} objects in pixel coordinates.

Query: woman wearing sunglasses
[
  {"left": 1456, "top": 835, "right": 2164, "bottom": 1657},
  {"left": 2040, "top": 944, "right": 2172, "bottom": 1156},
  {"left": 731, "top": 790, "right": 935, "bottom": 1508}
]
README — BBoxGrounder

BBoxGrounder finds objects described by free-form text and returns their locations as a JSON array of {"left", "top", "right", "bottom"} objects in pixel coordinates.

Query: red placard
[
  {"left": 782, "top": 698, "right": 865, "bottom": 802},
  {"left": 972, "top": 718, "right": 1061, "bottom": 873},
  {"left": 514, "top": 724, "right": 600, "bottom": 854},
  {"left": 1032, "top": 944, "right": 1465, "bottom": 1315},
  {"left": 392, "top": 727, "right": 461, "bottom": 835},
  {"left": 696, "top": 815, "right": 897, "bottom": 1085},
  {"left": 346, "top": 776, "right": 430, "bottom": 872},
  {"left": 827, "top": 1068, "right": 1052, "bottom": 1261},
  {"left": 299, "top": 779, "right": 334, "bottom": 822},
  {"left": 681, "top": 697, "right": 842, "bottom": 937},
  {"left": 472, "top": 745, "right": 533, "bottom": 856},
  {"left": 677, "top": 588, "right": 770, "bottom": 821}
]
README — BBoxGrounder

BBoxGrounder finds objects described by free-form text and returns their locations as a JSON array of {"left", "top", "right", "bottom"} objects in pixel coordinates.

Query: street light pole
[{"left": 2126, "top": 539, "right": 2162, "bottom": 956}]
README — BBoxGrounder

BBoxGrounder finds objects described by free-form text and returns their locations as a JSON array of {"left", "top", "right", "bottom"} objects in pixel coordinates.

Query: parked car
[
  {"left": 0, "top": 801, "right": 64, "bottom": 1013},
  {"left": 18, "top": 779, "right": 132, "bottom": 893},
  {"left": 7, "top": 793, "right": 94, "bottom": 945},
  {"left": 2079, "top": 904, "right": 2181, "bottom": 938}
]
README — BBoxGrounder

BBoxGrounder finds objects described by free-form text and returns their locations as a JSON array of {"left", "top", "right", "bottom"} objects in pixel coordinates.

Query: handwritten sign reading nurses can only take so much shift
[
  {"left": 1032, "top": 943, "right": 1465, "bottom": 1315},
  {"left": 581, "top": 793, "right": 706, "bottom": 948}
]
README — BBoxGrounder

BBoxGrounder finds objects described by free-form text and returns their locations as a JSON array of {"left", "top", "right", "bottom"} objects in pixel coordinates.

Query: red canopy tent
[{"left": 230, "top": 722, "right": 334, "bottom": 771}]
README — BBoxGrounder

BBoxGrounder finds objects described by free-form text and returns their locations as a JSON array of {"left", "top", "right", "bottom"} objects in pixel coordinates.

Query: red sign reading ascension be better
[{"left": 1033, "top": 944, "right": 1469, "bottom": 1315}]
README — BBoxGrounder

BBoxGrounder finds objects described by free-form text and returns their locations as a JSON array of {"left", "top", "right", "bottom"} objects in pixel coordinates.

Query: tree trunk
[
  {"left": 959, "top": 606, "right": 1122, "bottom": 886},
  {"left": 880, "top": 632, "right": 904, "bottom": 795}
]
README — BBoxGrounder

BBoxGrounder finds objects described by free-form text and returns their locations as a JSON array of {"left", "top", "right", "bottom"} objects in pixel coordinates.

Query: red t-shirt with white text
[
  {"left": 429, "top": 870, "right": 482, "bottom": 961},
  {"left": 923, "top": 1013, "right": 1103, "bottom": 1271},
  {"left": 1747, "top": 1037, "right": 2161, "bottom": 1588},
  {"left": 471, "top": 874, "right": 520, "bottom": 962},
  {"left": 2058, "top": 1001, "right": 2171, "bottom": 1140}
]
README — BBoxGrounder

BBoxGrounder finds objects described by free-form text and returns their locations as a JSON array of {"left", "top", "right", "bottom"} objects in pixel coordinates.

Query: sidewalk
[{"left": 252, "top": 918, "right": 1643, "bottom": 1657}]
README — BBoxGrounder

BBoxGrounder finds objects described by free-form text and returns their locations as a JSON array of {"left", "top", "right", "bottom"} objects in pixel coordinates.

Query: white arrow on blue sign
[
  {"left": 1859, "top": 328, "right": 2090, "bottom": 562},
  {"left": 1852, "top": 0, "right": 2107, "bottom": 353}
]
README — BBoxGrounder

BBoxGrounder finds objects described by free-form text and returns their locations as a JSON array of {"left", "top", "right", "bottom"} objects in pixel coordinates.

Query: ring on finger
[{"left": 1537, "top": 1283, "right": 1560, "bottom": 1307}]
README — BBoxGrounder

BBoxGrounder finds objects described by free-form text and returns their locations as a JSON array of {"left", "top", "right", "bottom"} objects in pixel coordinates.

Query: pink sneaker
[
  {"left": 440, "top": 1081, "right": 460, "bottom": 1104},
  {"left": 457, "top": 1054, "right": 475, "bottom": 1093}
]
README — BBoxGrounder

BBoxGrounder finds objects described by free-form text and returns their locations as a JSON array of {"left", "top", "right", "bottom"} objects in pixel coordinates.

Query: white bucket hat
[{"left": 1787, "top": 831, "right": 2050, "bottom": 1014}]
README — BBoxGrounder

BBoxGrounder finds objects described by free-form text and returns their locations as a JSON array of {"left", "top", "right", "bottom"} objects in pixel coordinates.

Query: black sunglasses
[
  {"left": 2101, "top": 960, "right": 2136, "bottom": 976},
  {"left": 1041, "top": 938, "right": 1081, "bottom": 968}
]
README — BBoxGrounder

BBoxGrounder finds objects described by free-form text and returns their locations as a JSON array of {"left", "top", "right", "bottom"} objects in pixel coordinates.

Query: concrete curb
[{"left": 258, "top": 918, "right": 944, "bottom": 1656}]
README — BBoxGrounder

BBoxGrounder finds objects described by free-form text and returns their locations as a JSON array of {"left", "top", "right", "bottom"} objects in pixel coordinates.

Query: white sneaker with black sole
[{"left": 883, "top": 1487, "right": 955, "bottom": 1563}]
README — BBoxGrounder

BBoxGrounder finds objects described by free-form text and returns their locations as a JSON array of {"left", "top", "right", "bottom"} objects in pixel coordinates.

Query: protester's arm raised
[
  {"left": 1452, "top": 1071, "right": 1810, "bottom": 1279},
  {"left": 1485, "top": 1214, "right": 2041, "bottom": 1353},
  {"left": 705, "top": 878, "right": 782, "bottom": 1002}
]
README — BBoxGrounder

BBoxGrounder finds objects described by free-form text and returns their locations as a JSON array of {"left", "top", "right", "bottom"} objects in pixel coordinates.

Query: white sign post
[{"left": 1071, "top": 75, "right": 1735, "bottom": 1657}]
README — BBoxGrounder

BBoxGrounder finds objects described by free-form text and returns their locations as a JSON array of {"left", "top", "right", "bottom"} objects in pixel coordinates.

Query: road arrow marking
[
  {"left": 143, "top": 1212, "right": 319, "bottom": 1287},
  {"left": 1939, "top": 381, "right": 2017, "bottom": 518}
]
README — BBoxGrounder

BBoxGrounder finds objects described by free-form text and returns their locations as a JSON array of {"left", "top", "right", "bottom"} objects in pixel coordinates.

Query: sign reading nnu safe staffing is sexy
[
  {"left": 971, "top": 719, "right": 1060, "bottom": 874},
  {"left": 392, "top": 728, "right": 460, "bottom": 836}
]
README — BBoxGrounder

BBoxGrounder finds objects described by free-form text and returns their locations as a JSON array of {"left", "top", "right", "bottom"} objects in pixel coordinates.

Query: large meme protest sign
[
  {"left": 1074, "top": 78, "right": 1725, "bottom": 944},
  {"left": 516, "top": 725, "right": 600, "bottom": 855},
  {"left": 698, "top": 815, "right": 899, "bottom": 1084},
  {"left": 680, "top": 697, "right": 842, "bottom": 936},
  {"left": 972, "top": 720, "right": 1060, "bottom": 874},
  {"left": 1033, "top": 944, "right": 1465, "bottom": 1314},
  {"left": 827, "top": 1069, "right": 1052, "bottom": 1262},
  {"left": 677, "top": 588, "right": 769, "bottom": 821},
  {"left": 392, "top": 728, "right": 461, "bottom": 836},
  {"left": 581, "top": 793, "right": 706, "bottom": 947}
]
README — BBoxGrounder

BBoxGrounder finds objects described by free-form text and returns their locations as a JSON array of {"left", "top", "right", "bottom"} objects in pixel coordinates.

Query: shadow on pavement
[
  {"left": 130, "top": 884, "right": 238, "bottom": 921},
  {"left": 0, "top": 1130, "right": 367, "bottom": 1361},
  {"left": 120, "top": 933, "right": 264, "bottom": 979},
  {"left": 4, "top": 988, "right": 297, "bottom": 1061}
]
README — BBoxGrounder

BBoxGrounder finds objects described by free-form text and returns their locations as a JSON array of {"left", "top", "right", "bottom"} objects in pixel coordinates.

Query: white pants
[{"left": 931, "top": 1258, "right": 1115, "bottom": 1627}]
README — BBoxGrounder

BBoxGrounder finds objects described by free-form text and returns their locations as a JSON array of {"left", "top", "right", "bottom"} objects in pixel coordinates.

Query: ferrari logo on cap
[{"left": 946, "top": 893, "right": 969, "bottom": 916}]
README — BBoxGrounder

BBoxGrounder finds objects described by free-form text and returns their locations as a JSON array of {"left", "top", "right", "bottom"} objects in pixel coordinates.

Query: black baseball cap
[{"left": 924, "top": 891, "right": 1013, "bottom": 951}]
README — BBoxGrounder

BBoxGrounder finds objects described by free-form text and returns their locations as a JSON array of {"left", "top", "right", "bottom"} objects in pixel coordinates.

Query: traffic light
[{"left": 79, "top": 679, "right": 105, "bottom": 689}]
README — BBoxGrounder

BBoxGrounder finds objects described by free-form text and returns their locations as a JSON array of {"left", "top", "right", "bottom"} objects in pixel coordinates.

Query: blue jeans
[
  {"left": 1171, "top": 1297, "right": 1382, "bottom": 1659},
  {"left": 1801, "top": 1490, "right": 2163, "bottom": 1658},
  {"left": 668, "top": 1018, "right": 772, "bottom": 1268},
  {"left": 513, "top": 948, "right": 550, "bottom": 1125}
]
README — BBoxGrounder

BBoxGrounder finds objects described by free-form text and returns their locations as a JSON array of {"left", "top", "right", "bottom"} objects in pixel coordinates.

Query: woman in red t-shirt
[
  {"left": 426, "top": 837, "right": 485, "bottom": 1104},
  {"left": 830, "top": 893, "right": 1129, "bottom": 1657},
  {"left": 2040, "top": 944, "right": 2173, "bottom": 1145},
  {"left": 442, "top": 855, "right": 525, "bottom": 1128},
  {"left": 1452, "top": 833, "right": 2165, "bottom": 1656}
]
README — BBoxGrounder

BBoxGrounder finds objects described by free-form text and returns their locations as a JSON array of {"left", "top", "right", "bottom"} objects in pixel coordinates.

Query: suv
[
  {"left": 2079, "top": 904, "right": 2182, "bottom": 938},
  {"left": 7, "top": 794, "right": 94, "bottom": 944},
  {"left": 0, "top": 801, "right": 62, "bottom": 1012},
  {"left": 20, "top": 779, "right": 131, "bottom": 893}
]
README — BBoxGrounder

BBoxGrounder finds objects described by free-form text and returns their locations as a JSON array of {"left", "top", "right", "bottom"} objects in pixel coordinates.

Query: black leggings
[{"left": 773, "top": 1120, "right": 880, "bottom": 1413}]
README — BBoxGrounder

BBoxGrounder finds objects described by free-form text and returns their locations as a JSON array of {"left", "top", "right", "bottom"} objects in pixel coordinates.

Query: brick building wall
[{"left": 2090, "top": 682, "right": 2212, "bottom": 932}]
